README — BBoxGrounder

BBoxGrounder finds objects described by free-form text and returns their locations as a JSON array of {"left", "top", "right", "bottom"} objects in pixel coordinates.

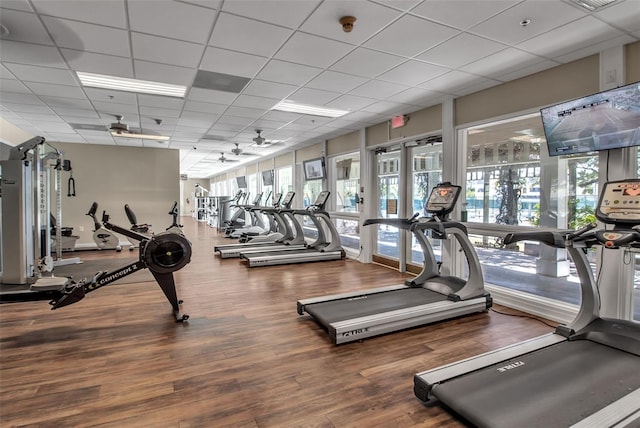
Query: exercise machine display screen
[
  {"left": 596, "top": 179, "right": 640, "bottom": 223},
  {"left": 425, "top": 184, "right": 461, "bottom": 215}
]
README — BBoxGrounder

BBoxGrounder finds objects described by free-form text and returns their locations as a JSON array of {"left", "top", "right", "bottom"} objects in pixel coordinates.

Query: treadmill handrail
[{"left": 363, "top": 212, "right": 420, "bottom": 229}]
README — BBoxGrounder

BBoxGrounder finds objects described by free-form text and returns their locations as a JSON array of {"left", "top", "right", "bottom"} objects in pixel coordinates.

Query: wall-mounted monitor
[
  {"left": 336, "top": 159, "right": 352, "bottom": 180},
  {"left": 261, "top": 169, "right": 274, "bottom": 186},
  {"left": 541, "top": 81, "right": 640, "bottom": 157},
  {"left": 303, "top": 157, "right": 326, "bottom": 181},
  {"left": 236, "top": 175, "right": 247, "bottom": 188}
]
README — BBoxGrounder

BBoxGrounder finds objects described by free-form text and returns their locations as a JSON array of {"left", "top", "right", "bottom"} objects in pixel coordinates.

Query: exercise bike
[
  {"left": 86, "top": 202, "right": 124, "bottom": 251},
  {"left": 50, "top": 202, "right": 191, "bottom": 322}
]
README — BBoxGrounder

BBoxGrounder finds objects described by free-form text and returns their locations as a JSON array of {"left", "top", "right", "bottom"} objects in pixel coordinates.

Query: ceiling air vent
[{"left": 571, "top": 0, "right": 618, "bottom": 11}]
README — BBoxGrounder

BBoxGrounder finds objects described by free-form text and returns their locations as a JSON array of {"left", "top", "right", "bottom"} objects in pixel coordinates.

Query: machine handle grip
[{"left": 503, "top": 231, "right": 566, "bottom": 248}]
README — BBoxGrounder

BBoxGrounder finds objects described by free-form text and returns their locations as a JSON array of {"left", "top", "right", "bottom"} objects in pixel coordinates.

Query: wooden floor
[{"left": 0, "top": 218, "right": 553, "bottom": 427}]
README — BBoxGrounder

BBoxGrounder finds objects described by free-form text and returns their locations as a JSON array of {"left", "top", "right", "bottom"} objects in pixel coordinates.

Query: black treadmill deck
[
  {"left": 433, "top": 339, "right": 640, "bottom": 428},
  {"left": 303, "top": 287, "right": 446, "bottom": 325}
]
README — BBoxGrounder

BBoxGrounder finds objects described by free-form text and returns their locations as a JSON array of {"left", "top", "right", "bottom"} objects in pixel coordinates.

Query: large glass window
[
  {"left": 334, "top": 153, "right": 360, "bottom": 213},
  {"left": 463, "top": 114, "right": 599, "bottom": 305},
  {"left": 248, "top": 173, "right": 257, "bottom": 202},
  {"left": 411, "top": 143, "right": 443, "bottom": 265},
  {"left": 376, "top": 150, "right": 400, "bottom": 259},
  {"left": 276, "top": 166, "right": 292, "bottom": 198},
  {"left": 332, "top": 153, "right": 361, "bottom": 253}
]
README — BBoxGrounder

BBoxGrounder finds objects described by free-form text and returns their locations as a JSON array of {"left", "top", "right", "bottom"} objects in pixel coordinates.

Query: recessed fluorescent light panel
[
  {"left": 77, "top": 72, "right": 186, "bottom": 98},
  {"left": 111, "top": 132, "right": 170, "bottom": 141},
  {"left": 271, "top": 100, "right": 349, "bottom": 118}
]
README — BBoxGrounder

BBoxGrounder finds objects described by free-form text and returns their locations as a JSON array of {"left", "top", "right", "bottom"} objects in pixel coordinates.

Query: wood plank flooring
[{"left": 0, "top": 218, "right": 553, "bottom": 427}]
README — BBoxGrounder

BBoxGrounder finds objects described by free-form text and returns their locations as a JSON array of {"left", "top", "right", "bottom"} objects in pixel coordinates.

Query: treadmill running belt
[
  {"left": 433, "top": 340, "right": 640, "bottom": 428},
  {"left": 304, "top": 288, "right": 445, "bottom": 324}
]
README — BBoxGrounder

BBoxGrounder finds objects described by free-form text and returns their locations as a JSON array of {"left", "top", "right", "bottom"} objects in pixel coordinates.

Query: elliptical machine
[{"left": 86, "top": 202, "right": 123, "bottom": 251}]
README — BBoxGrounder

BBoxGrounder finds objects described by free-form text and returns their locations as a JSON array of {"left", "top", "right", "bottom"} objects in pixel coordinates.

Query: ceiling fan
[
  {"left": 251, "top": 129, "right": 283, "bottom": 147},
  {"left": 252, "top": 129, "right": 266, "bottom": 145},
  {"left": 231, "top": 143, "right": 258, "bottom": 156},
  {"left": 218, "top": 152, "right": 239, "bottom": 163},
  {"left": 109, "top": 115, "right": 169, "bottom": 141}
]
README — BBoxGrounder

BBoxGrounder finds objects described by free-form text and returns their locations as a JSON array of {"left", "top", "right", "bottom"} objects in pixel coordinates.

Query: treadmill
[
  {"left": 297, "top": 182, "right": 492, "bottom": 344},
  {"left": 214, "top": 192, "right": 304, "bottom": 258},
  {"left": 239, "top": 191, "right": 345, "bottom": 267},
  {"left": 414, "top": 178, "right": 640, "bottom": 428}
]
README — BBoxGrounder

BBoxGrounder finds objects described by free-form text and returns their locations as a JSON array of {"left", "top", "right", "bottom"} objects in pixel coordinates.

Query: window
[
  {"left": 463, "top": 114, "right": 599, "bottom": 305},
  {"left": 376, "top": 150, "right": 401, "bottom": 259},
  {"left": 276, "top": 166, "right": 292, "bottom": 197},
  {"left": 332, "top": 153, "right": 361, "bottom": 252},
  {"left": 411, "top": 143, "right": 443, "bottom": 265}
]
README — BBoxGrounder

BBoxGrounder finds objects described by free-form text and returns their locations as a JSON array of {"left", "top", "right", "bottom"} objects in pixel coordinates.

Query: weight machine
[{"left": 1, "top": 137, "right": 78, "bottom": 296}]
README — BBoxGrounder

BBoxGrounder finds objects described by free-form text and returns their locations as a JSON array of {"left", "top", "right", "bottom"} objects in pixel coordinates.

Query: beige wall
[
  {"left": 0, "top": 118, "right": 34, "bottom": 145},
  {"left": 626, "top": 41, "right": 640, "bottom": 84},
  {"left": 52, "top": 142, "right": 180, "bottom": 247},
  {"left": 456, "top": 55, "right": 600, "bottom": 125},
  {"left": 327, "top": 131, "right": 359, "bottom": 156},
  {"left": 274, "top": 152, "right": 293, "bottom": 168},
  {"left": 295, "top": 143, "right": 323, "bottom": 162}
]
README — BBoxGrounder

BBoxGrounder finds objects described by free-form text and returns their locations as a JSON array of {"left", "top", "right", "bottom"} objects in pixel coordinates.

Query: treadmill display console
[
  {"left": 596, "top": 179, "right": 640, "bottom": 224},
  {"left": 425, "top": 184, "right": 461, "bottom": 216},
  {"left": 312, "top": 191, "right": 330, "bottom": 209}
]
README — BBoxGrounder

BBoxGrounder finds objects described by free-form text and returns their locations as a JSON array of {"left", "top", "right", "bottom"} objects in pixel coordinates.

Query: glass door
[
  {"left": 411, "top": 143, "right": 443, "bottom": 266},
  {"left": 375, "top": 150, "right": 401, "bottom": 260}
]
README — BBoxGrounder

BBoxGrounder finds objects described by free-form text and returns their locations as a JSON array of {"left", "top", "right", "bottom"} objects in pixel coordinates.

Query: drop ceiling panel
[
  {"left": 325, "top": 94, "right": 377, "bottom": 110},
  {"left": 220, "top": 0, "right": 321, "bottom": 29},
  {"left": 243, "top": 80, "right": 298, "bottom": 99},
  {"left": 0, "top": 79, "right": 31, "bottom": 94},
  {"left": 386, "top": 87, "right": 443, "bottom": 106},
  {"left": 42, "top": 16, "right": 130, "bottom": 57},
  {"left": 137, "top": 95, "right": 185, "bottom": 110},
  {"left": 469, "top": 1, "right": 586, "bottom": 45},
  {"left": 517, "top": 16, "right": 625, "bottom": 58},
  {"left": 232, "top": 95, "right": 280, "bottom": 110},
  {"left": 417, "top": 33, "right": 507, "bottom": 68},
  {"left": 187, "top": 87, "right": 239, "bottom": 104},
  {"left": 420, "top": 70, "right": 498, "bottom": 94},
  {"left": 131, "top": 33, "right": 204, "bottom": 68},
  {"left": 84, "top": 88, "right": 138, "bottom": 104},
  {"left": 0, "top": 9, "right": 55, "bottom": 45},
  {"left": 225, "top": 106, "right": 266, "bottom": 119},
  {"left": 553, "top": 34, "right": 637, "bottom": 63},
  {"left": 31, "top": 0, "right": 127, "bottom": 28},
  {"left": 0, "top": 40, "right": 67, "bottom": 68},
  {"left": 139, "top": 106, "right": 182, "bottom": 119},
  {"left": 2, "top": 103, "right": 53, "bottom": 114},
  {"left": 330, "top": 47, "right": 405, "bottom": 78},
  {"left": 0, "top": 1, "right": 34, "bottom": 12},
  {"left": 274, "top": 32, "right": 354, "bottom": 68},
  {"left": 256, "top": 60, "right": 322, "bottom": 86},
  {"left": 128, "top": 0, "right": 216, "bottom": 44},
  {"left": 93, "top": 101, "right": 139, "bottom": 115},
  {"left": 183, "top": 100, "right": 228, "bottom": 114},
  {"left": 209, "top": 13, "right": 293, "bottom": 57},
  {"left": 133, "top": 61, "right": 196, "bottom": 87},
  {"left": 306, "top": 70, "right": 369, "bottom": 93},
  {"left": 4, "top": 63, "right": 77, "bottom": 86},
  {"left": 39, "top": 96, "right": 93, "bottom": 109},
  {"left": 364, "top": 14, "right": 459, "bottom": 57},
  {"left": 200, "top": 47, "right": 268, "bottom": 78},
  {"left": 378, "top": 60, "right": 450, "bottom": 86},
  {"left": 290, "top": 87, "right": 341, "bottom": 105},
  {"left": 349, "top": 79, "right": 409, "bottom": 99},
  {"left": 362, "top": 100, "right": 412, "bottom": 114},
  {"left": 300, "top": 0, "right": 401, "bottom": 45},
  {"left": 460, "top": 48, "right": 546, "bottom": 79},
  {"left": 1, "top": 92, "right": 45, "bottom": 105},
  {"left": 595, "top": 1, "right": 640, "bottom": 32},
  {"left": 23, "top": 82, "right": 86, "bottom": 98},
  {"left": 61, "top": 49, "right": 134, "bottom": 78},
  {"left": 410, "top": 0, "right": 518, "bottom": 30}
]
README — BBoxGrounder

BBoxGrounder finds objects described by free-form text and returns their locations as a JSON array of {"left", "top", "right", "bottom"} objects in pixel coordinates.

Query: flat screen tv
[
  {"left": 336, "top": 159, "right": 352, "bottom": 180},
  {"left": 303, "top": 157, "right": 326, "bottom": 181},
  {"left": 541, "top": 81, "right": 640, "bottom": 157},
  {"left": 261, "top": 170, "right": 274, "bottom": 186}
]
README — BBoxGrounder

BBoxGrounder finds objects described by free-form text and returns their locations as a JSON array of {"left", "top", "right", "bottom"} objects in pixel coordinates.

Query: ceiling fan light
[{"left": 77, "top": 72, "right": 187, "bottom": 98}]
